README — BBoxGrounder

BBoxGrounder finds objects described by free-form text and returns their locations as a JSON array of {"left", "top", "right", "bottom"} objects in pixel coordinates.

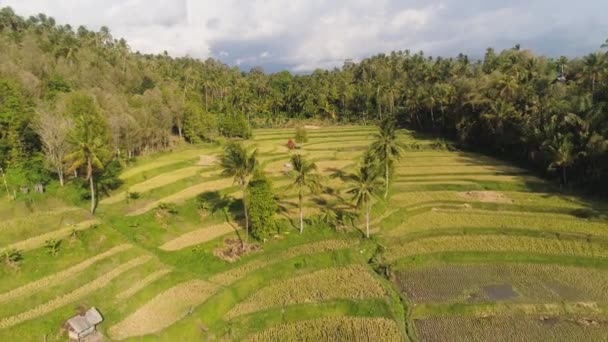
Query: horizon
[{"left": 1, "top": 1, "right": 607, "bottom": 73}]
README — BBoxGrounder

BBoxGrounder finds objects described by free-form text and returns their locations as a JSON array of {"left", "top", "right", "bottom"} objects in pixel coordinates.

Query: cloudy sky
[{"left": 1, "top": 0, "right": 607, "bottom": 72}]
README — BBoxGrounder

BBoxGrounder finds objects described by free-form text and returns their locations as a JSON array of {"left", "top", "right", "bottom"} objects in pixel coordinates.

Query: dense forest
[{"left": 1, "top": 6, "right": 607, "bottom": 204}]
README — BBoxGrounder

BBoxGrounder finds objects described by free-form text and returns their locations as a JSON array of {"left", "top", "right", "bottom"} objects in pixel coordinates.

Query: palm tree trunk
[
  {"left": 366, "top": 202, "right": 370, "bottom": 239},
  {"left": 384, "top": 158, "right": 389, "bottom": 199},
  {"left": 88, "top": 159, "right": 96, "bottom": 215},
  {"left": 299, "top": 193, "right": 304, "bottom": 234},
  {"left": 242, "top": 183, "right": 249, "bottom": 243},
  {"left": 57, "top": 167, "right": 64, "bottom": 187}
]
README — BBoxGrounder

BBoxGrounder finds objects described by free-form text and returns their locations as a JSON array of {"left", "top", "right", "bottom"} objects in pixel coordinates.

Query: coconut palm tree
[
  {"left": 289, "top": 154, "right": 321, "bottom": 234},
  {"left": 544, "top": 134, "right": 580, "bottom": 186},
  {"left": 65, "top": 115, "right": 109, "bottom": 214},
  {"left": 219, "top": 142, "right": 257, "bottom": 242},
  {"left": 370, "top": 119, "right": 404, "bottom": 198},
  {"left": 346, "top": 157, "right": 383, "bottom": 238}
]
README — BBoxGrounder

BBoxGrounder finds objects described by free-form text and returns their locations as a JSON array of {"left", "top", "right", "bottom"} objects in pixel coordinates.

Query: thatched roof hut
[{"left": 64, "top": 307, "right": 103, "bottom": 341}]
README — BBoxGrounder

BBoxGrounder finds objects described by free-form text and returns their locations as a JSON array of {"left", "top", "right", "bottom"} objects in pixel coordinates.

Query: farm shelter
[{"left": 64, "top": 307, "right": 103, "bottom": 341}]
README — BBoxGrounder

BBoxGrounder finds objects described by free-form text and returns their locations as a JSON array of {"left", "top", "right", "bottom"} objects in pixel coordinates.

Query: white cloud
[{"left": 0, "top": 0, "right": 606, "bottom": 72}]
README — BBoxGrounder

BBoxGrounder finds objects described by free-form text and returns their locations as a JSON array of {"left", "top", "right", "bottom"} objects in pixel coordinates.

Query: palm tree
[
  {"left": 346, "top": 158, "right": 383, "bottom": 238},
  {"left": 219, "top": 142, "right": 257, "bottom": 242},
  {"left": 65, "top": 116, "right": 109, "bottom": 214},
  {"left": 370, "top": 119, "right": 404, "bottom": 198},
  {"left": 289, "top": 154, "right": 321, "bottom": 234},
  {"left": 544, "top": 134, "right": 580, "bottom": 186}
]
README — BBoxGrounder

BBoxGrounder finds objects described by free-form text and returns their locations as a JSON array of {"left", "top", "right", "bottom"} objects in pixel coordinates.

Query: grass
[
  {"left": 0, "top": 255, "right": 151, "bottom": 329},
  {"left": 158, "top": 223, "right": 238, "bottom": 251},
  {"left": 225, "top": 264, "right": 387, "bottom": 319},
  {"left": 386, "top": 234, "right": 608, "bottom": 261},
  {"left": 246, "top": 317, "right": 403, "bottom": 342},
  {"left": 394, "top": 262, "right": 608, "bottom": 304},
  {"left": 1, "top": 125, "right": 607, "bottom": 341},
  {"left": 108, "top": 279, "right": 218, "bottom": 340},
  {"left": 413, "top": 314, "right": 608, "bottom": 342},
  {"left": 219, "top": 299, "right": 395, "bottom": 340},
  {"left": 0, "top": 244, "right": 131, "bottom": 304}
]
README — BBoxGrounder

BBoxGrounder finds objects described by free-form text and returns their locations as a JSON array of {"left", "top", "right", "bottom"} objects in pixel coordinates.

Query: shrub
[
  {"left": 156, "top": 202, "right": 178, "bottom": 215},
  {"left": 44, "top": 239, "right": 62, "bottom": 256},
  {"left": 2, "top": 249, "right": 22, "bottom": 267},
  {"left": 295, "top": 126, "right": 308, "bottom": 143},
  {"left": 128, "top": 191, "right": 141, "bottom": 200},
  {"left": 218, "top": 113, "right": 252, "bottom": 139},
  {"left": 247, "top": 177, "right": 278, "bottom": 240}
]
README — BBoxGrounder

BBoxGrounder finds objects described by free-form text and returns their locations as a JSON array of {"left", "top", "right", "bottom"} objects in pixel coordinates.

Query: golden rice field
[
  {"left": 1, "top": 125, "right": 607, "bottom": 341},
  {"left": 246, "top": 317, "right": 403, "bottom": 342}
]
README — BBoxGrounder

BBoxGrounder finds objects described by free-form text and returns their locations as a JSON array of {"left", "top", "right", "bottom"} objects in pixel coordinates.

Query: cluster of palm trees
[{"left": 219, "top": 120, "right": 403, "bottom": 240}]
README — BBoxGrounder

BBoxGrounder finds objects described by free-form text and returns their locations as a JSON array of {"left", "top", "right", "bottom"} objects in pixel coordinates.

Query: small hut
[{"left": 64, "top": 307, "right": 103, "bottom": 341}]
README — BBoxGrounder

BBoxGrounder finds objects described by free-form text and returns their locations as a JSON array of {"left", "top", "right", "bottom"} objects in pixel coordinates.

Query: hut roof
[{"left": 66, "top": 307, "right": 103, "bottom": 333}]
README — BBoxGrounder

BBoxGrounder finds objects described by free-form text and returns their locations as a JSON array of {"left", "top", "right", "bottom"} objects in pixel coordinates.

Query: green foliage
[
  {"left": 156, "top": 202, "right": 178, "bottom": 215},
  {"left": 247, "top": 177, "right": 278, "bottom": 240},
  {"left": 127, "top": 191, "right": 141, "bottom": 200},
  {"left": 44, "top": 74, "right": 71, "bottom": 100},
  {"left": 2, "top": 248, "right": 22, "bottom": 266},
  {"left": 218, "top": 113, "right": 252, "bottom": 139},
  {"left": 44, "top": 239, "right": 62, "bottom": 256},
  {"left": 97, "top": 159, "right": 124, "bottom": 196},
  {"left": 295, "top": 126, "right": 308, "bottom": 143},
  {"left": 183, "top": 102, "right": 217, "bottom": 143}
]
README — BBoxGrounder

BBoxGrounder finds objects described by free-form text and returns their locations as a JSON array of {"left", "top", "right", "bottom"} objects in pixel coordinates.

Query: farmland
[{"left": 1, "top": 125, "right": 607, "bottom": 341}]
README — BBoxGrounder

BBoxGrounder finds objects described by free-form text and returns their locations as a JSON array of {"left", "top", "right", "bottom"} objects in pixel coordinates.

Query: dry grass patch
[
  {"left": 159, "top": 223, "right": 238, "bottom": 251},
  {"left": 387, "top": 235, "right": 607, "bottom": 261},
  {"left": 226, "top": 265, "right": 385, "bottom": 319},
  {"left": 108, "top": 279, "right": 218, "bottom": 340},
  {"left": 0, "top": 244, "right": 131, "bottom": 304},
  {"left": 246, "top": 317, "right": 402, "bottom": 342},
  {"left": 458, "top": 191, "right": 513, "bottom": 204},
  {"left": 0, "top": 255, "right": 150, "bottom": 329},
  {"left": 197, "top": 154, "right": 217, "bottom": 166},
  {"left": 115, "top": 269, "right": 172, "bottom": 301},
  {"left": 2, "top": 219, "right": 99, "bottom": 251}
]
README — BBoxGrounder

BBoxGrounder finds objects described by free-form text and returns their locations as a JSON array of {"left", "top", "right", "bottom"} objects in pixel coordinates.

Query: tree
[
  {"left": 544, "top": 134, "right": 579, "bottom": 186},
  {"left": 247, "top": 175, "right": 278, "bottom": 240},
  {"left": 346, "top": 156, "right": 383, "bottom": 238},
  {"left": 220, "top": 142, "right": 257, "bottom": 242},
  {"left": 288, "top": 154, "right": 321, "bottom": 234},
  {"left": 33, "top": 108, "right": 72, "bottom": 186},
  {"left": 370, "top": 119, "right": 404, "bottom": 198},
  {"left": 64, "top": 93, "right": 110, "bottom": 214}
]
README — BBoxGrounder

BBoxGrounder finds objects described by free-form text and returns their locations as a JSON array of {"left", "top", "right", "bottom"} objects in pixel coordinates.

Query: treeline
[{"left": 1, "top": 7, "right": 607, "bottom": 199}]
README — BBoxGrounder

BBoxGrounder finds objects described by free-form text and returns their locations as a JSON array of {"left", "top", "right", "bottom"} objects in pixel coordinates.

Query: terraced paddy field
[{"left": 0, "top": 125, "right": 607, "bottom": 341}]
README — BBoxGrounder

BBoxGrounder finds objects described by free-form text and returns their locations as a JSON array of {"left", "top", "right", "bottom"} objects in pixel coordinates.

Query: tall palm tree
[
  {"left": 289, "top": 154, "right": 321, "bottom": 234},
  {"left": 544, "top": 134, "right": 580, "bottom": 186},
  {"left": 219, "top": 142, "right": 257, "bottom": 242},
  {"left": 370, "top": 119, "right": 404, "bottom": 198},
  {"left": 65, "top": 116, "right": 109, "bottom": 214},
  {"left": 346, "top": 157, "right": 383, "bottom": 238}
]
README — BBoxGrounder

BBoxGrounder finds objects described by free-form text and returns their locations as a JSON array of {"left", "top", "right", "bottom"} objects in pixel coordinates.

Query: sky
[{"left": 1, "top": 0, "right": 607, "bottom": 72}]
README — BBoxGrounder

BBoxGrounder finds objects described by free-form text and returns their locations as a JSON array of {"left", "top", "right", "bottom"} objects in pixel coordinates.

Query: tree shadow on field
[{"left": 197, "top": 191, "right": 245, "bottom": 243}]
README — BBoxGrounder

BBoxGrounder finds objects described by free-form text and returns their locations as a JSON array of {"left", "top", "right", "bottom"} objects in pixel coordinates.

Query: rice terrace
[{"left": 1, "top": 3, "right": 608, "bottom": 342}]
